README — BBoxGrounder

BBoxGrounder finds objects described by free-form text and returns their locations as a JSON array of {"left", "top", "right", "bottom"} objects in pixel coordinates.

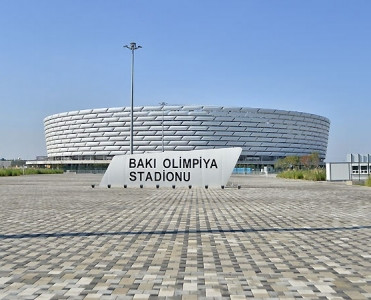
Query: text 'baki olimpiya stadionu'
[{"left": 42, "top": 105, "right": 330, "bottom": 168}]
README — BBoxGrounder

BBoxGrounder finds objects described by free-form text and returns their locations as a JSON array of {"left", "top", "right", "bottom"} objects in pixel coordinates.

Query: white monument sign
[{"left": 100, "top": 147, "right": 242, "bottom": 188}]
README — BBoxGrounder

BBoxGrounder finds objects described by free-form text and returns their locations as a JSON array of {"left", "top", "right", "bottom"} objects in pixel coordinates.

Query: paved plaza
[{"left": 0, "top": 174, "right": 370, "bottom": 299}]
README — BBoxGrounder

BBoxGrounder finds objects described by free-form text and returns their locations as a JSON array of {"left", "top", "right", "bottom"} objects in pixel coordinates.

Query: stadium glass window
[
  {"left": 352, "top": 166, "right": 359, "bottom": 174},
  {"left": 361, "top": 165, "right": 368, "bottom": 174}
]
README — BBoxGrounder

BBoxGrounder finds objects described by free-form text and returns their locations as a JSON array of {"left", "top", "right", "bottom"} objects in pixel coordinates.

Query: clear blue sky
[{"left": 1, "top": 0, "right": 370, "bottom": 161}]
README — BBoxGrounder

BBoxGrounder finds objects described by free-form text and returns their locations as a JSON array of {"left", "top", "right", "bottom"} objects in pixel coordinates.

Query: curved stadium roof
[{"left": 44, "top": 105, "right": 330, "bottom": 161}]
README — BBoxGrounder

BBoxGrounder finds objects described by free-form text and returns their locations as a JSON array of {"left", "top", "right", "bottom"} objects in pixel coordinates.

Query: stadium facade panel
[{"left": 44, "top": 106, "right": 330, "bottom": 162}]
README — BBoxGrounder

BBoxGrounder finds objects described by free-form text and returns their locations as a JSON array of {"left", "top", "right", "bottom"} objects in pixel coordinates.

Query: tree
[
  {"left": 309, "top": 152, "right": 320, "bottom": 168},
  {"left": 275, "top": 156, "right": 300, "bottom": 170},
  {"left": 300, "top": 155, "right": 311, "bottom": 168},
  {"left": 285, "top": 156, "right": 300, "bottom": 168},
  {"left": 300, "top": 152, "right": 320, "bottom": 169}
]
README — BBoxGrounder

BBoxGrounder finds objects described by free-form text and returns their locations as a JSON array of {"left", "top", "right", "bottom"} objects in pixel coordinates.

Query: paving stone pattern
[{"left": 0, "top": 174, "right": 370, "bottom": 299}]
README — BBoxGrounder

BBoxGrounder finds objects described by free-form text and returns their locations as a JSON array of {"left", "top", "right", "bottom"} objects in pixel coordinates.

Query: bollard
[
  {"left": 172, "top": 185, "right": 176, "bottom": 189},
  {"left": 156, "top": 184, "right": 160, "bottom": 189},
  {"left": 124, "top": 184, "right": 127, "bottom": 188},
  {"left": 205, "top": 185, "right": 208, "bottom": 189},
  {"left": 91, "top": 184, "right": 95, "bottom": 188},
  {"left": 107, "top": 184, "right": 111, "bottom": 188},
  {"left": 188, "top": 185, "right": 192, "bottom": 189},
  {"left": 221, "top": 185, "right": 224, "bottom": 189},
  {"left": 237, "top": 185, "right": 241, "bottom": 189},
  {"left": 140, "top": 184, "right": 143, "bottom": 189}
]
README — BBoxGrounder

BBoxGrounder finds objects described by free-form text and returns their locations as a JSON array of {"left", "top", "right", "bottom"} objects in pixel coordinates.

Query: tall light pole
[
  {"left": 124, "top": 42, "right": 142, "bottom": 155},
  {"left": 159, "top": 102, "right": 167, "bottom": 152}
]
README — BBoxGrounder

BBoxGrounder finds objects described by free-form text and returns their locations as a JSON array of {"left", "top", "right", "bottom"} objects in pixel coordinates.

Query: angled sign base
[{"left": 100, "top": 147, "right": 242, "bottom": 188}]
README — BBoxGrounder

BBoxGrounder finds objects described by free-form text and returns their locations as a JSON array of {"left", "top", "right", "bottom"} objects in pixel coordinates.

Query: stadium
[{"left": 35, "top": 105, "right": 330, "bottom": 171}]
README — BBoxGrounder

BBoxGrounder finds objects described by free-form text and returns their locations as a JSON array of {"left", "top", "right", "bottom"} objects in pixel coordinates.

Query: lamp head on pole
[{"left": 124, "top": 42, "right": 142, "bottom": 51}]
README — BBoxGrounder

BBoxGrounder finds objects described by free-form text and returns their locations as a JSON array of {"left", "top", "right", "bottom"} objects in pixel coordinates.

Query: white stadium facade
[{"left": 31, "top": 105, "right": 330, "bottom": 171}]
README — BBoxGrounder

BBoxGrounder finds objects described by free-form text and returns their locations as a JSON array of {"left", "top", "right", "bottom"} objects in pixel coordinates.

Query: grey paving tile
[{"left": 0, "top": 174, "right": 370, "bottom": 299}]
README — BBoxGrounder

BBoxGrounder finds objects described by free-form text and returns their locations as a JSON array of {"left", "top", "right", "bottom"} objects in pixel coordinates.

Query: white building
[
  {"left": 28, "top": 105, "right": 330, "bottom": 171},
  {"left": 326, "top": 154, "right": 371, "bottom": 181}
]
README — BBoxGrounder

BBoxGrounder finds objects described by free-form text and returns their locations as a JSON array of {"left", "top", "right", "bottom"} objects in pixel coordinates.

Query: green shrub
[
  {"left": 277, "top": 168, "right": 326, "bottom": 181},
  {"left": 277, "top": 170, "right": 303, "bottom": 179},
  {"left": 0, "top": 168, "right": 63, "bottom": 176},
  {"left": 0, "top": 169, "right": 22, "bottom": 176},
  {"left": 366, "top": 176, "right": 371, "bottom": 187},
  {"left": 302, "top": 168, "right": 326, "bottom": 181},
  {"left": 24, "top": 168, "right": 63, "bottom": 175},
  {"left": 296, "top": 170, "right": 304, "bottom": 179}
]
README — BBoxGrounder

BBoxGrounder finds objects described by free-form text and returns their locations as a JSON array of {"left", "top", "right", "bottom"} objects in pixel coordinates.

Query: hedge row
[
  {"left": 0, "top": 168, "right": 63, "bottom": 176},
  {"left": 277, "top": 169, "right": 326, "bottom": 181}
]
